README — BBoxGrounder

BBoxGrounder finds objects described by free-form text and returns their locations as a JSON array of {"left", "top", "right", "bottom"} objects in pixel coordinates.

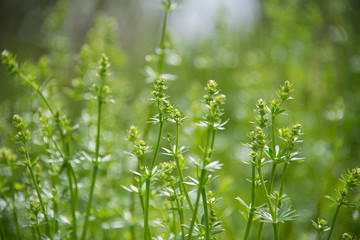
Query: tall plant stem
[
  {"left": 144, "top": 179, "right": 151, "bottom": 240},
  {"left": 172, "top": 185, "right": 185, "bottom": 240},
  {"left": 171, "top": 201, "right": 177, "bottom": 237},
  {"left": 243, "top": 165, "right": 256, "bottom": 240},
  {"left": 257, "top": 166, "right": 278, "bottom": 240},
  {"left": 130, "top": 155, "right": 145, "bottom": 240},
  {"left": 326, "top": 203, "right": 342, "bottom": 240},
  {"left": 201, "top": 188, "right": 210, "bottom": 240},
  {"left": 267, "top": 115, "right": 277, "bottom": 193},
  {"left": 81, "top": 76, "right": 104, "bottom": 240},
  {"left": 257, "top": 115, "right": 277, "bottom": 239},
  {"left": 279, "top": 163, "right": 288, "bottom": 202},
  {"left": 26, "top": 157, "right": 52, "bottom": 239},
  {"left": 202, "top": 129, "right": 217, "bottom": 240},
  {"left": 186, "top": 128, "right": 213, "bottom": 240},
  {"left": 144, "top": 121, "right": 164, "bottom": 240},
  {"left": 157, "top": 8, "right": 169, "bottom": 76},
  {"left": 143, "top": 6, "right": 170, "bottom": 140},
  {"left": 173, "top": 124, "right": 197, "bottom": 218},
  {"left": 9, "top": 164, "right": 22, "bottom": 240},
  {"left": 18, "top": 71, "right": 77, "bottom": 237}
]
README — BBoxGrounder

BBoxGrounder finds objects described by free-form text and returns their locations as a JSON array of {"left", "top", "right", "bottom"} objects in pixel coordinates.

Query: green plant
[
  {"left": 314, "top": 168, "right": 360, "bottom": 240},
  {"left": 237, "top": 81, "right": 302, "bottom": 240},
  {"left": 13, "top": 114, "right": 53, "bottom": 239},
  {"left": 1, "top": 1, "right": 360, "bottom": 239},
  {"left": 81, "top": 54, "right": 113, "bottom": 240}
]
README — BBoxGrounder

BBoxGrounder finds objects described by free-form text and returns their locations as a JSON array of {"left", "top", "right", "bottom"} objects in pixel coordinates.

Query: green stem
[
  {"left": 35, "top": 223, "right": 41, "bottom": 240},
  {"left": 201, "top": 188, "right": 210, "bottom": 240},
  {"left": 9, "top": 165, "right": 22, "bottom": 240},
  {"left": 144, "top": 120, "right": 164, "bottom": 240},
  {"left": 144, "top": 179, "right": 151, "bottom": 240},
  {"left": 187, "top": 169, "right": 206, "bottom": 240},
  {"left": 257, "top": 115, "right": 277, "bottom": 239},
  {"left": 279, "top": 163, "right": 288, "bottom": 202},
  {"left": 81, "top": 75, "right": 104, "bottom": 240},
  {"left": 186, "top": 128, "right": 212, "bottom": 240},
  {"left": 157, "top": 8, "right": 169, "bottom": 76},
  {"left": 268, "top": 115, "right": 277, "bottom": 193},
  {"left": 326, "top": 203, "right": 342, "bottom": 240},
  {"left": 27, "top": 164, "right": 52, "bottom": 239},
  {"left": 81, "top": 164, "right": 98, "bottom": 240},
  {"left": 138, "top": 155, "right": 145, "bottom": 212},
  {"left": 66, "top": 161, "right": 77, "bottom": 239},
  {"left": 172, "top": 185, "right": 185, "bottom": 240},
  {"left": 243, "top": 165, "right": 256, "bottom": 240},
  {"left": 150, "top": 122, "right": 164, "bottom": 170},
  {"left": 257, "top": 167, "right": 278, "bottom": 240},
  {"left": 143, "top": 6, "right": 170, "bottom": 140},
  {"left": 173, "top": 123, "right": 196, "bottom": 217},
  {"left": 171, "top": 201, "right": 177, "bottom": 237}
]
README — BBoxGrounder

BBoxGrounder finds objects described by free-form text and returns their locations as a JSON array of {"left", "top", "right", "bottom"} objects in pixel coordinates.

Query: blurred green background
[{"left": 1, "top": 0, "right": 360, "bottom": 239}]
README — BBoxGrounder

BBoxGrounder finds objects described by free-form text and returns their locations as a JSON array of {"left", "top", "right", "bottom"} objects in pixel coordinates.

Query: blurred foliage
[{"left": 0, "top": 0, "right": 360, "bottom": 239}]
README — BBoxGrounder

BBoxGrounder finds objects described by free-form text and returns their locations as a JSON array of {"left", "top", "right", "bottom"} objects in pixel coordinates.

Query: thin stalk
[
  {"left": 173, "top": 123, "right": 196, "bottom": 217},
  {"left": 202, "top": 129, "right": 216, "bottom": 240},
  {"left": 326, "top": 203, "right": 342, "bottom": 240},
  {"left": 48, "top": 157, "right": 59, "bottom": 233},
  {"left": 129, "top": 155, "right": 143, "bottom": 240},
  {"left": 279, "top": 163, "right": 288, "bottom": 202},
  {"left": 186, "top": 128, "right": 212, "bottom": 240},
  {"left": 143, "top": 6, "right": 170, "bottom": 140},
  {"left": 268, "top": 115, "right": 277, "bottom": 193},
  {"left": 35, "top": 223, "right": 41, "bottom": 240},
  {"left": 201, "top": 188, "right": 210, "bottom": 240},
  {"left": 64, "top": 162, "right": 76, "bottom": 239},
  {"left": 187, "top": 169, "right": 206, "bottom": 240},
  {"left": 157, "top": 9, "right": 169, "bottom": 75},
  {"left": 144, "top": 120, "right": 164, "bottom": 240},
  {"left": 257, "top": 115, "right": 277, "bottom": 239},
  {"left": 9, "top": 164, "right": 22, "bottom": 240},
  {"left": 27, "top": 162, "right": 52, "bottom": 239},
  {"left": 171, "top": 201, "right": 177, "bottom": 237},
  {"left": 144, "top": 179, "right": 151, "bottom": 240},
  {"left": 243, "top": 165, "right": 256, "bottom": 240},
  {"left": 138, "top": 155, "right": 145, "bottom": 212},
  {"left": 81, "top": 75, "right": 104, "bottom": 240},
  {"left": 257, "top": 166, "right": 278, "bottom": 240},
  {"left": 150, "top": 121, "right": 164, "bottom": 170},
  {"left": 172, "top": 185, "right": 185, "bottom": 240}
]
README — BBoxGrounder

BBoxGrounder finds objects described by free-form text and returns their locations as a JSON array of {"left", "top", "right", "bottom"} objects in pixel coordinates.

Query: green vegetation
[{"left": 0, "top": 0, "right": 360, "bottom": 239}]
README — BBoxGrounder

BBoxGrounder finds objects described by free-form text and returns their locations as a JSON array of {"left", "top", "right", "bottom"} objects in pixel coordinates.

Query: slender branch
[
  {"left": 326, "top": 203, "right": 342, "bottom": 240},
  {"left": 81, "top": 69, "right": 105, "bottom": 240},
  {"left": 186, "top": 127, "right": 212, "bottom": 240}
]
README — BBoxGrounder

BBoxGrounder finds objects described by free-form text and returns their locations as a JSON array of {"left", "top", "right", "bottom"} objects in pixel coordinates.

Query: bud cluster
[
  {"left": 127, "top": 125, "right": 149, "bottom": 159},
  {"left": 254, "top": 98, "right": 269, "bottom": 128},
  {"left": 247, "top": 127, "right": 267, "bottom": 159},
  {"left": 13, "top": 114, "right": 31, "bottom": 148},
  {"left": 97, "top": 54, "right": 111, "bottom": 78},
  {"left": 270, "top": 80, "right": 294, "bottom": 116},
  {"left": 279, "top": 123, "right": 302, "bottom": 153},
  {"left": 202, "top": 80, "right": 226, "bottom": 128},
  {"left": 1, "top": 50, "right": 20, "bottom": 76}
]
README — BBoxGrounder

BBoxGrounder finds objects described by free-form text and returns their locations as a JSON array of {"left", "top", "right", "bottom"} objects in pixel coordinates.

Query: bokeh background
[{"left": 1, "top": 0, "right": 360, "bottom": 239}]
